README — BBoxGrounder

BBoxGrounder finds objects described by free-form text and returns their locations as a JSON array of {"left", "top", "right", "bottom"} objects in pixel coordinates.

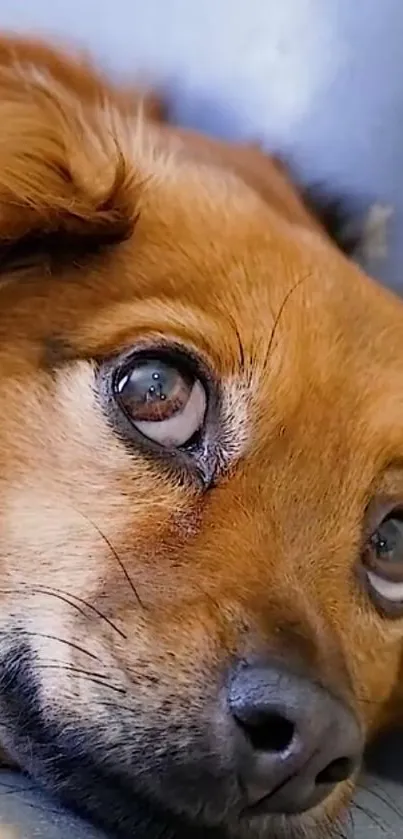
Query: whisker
[
  {"left": 100, "top": 700, "right": 137, "bottom": 715},
  {"left": 337, "top": 803, "right": 356, "bottom": 839},
  {"left": 0, "top": 780, "right": 61, "bottom": 813},
  {"left": 6, "top": 630, "right": 100, "bottom": 662},
  {"left": 0, "top": 579, "right": 131, "bottom": 642},
  {"left": 20, "top": 800, "right": 66, "bottom": 816},
  {"left": 33, "top": 585, "right": 127, "bottom": 640},
  {"left": 0, "top": 784, "right": 37, "bottom": 796},
  {"left": 347, "top": 806, "right": 355, "bottom": 834},
  {"left": 0, "top": 586, "right": 87, "bottom": 621},
  {"left": 74, "top": 509, "right": 146, "bottom": 611},
  {"left": 266, "top": 274, "right": 310, "bottom": 363},
  {"left": 352, "top": 801, "right": 389, "bottom": 833},
  {"left": 0, "top": 779, "right": 37, "bottom": 793},
  {"left": 33, "top": 662, "right": 127, "bottom": 695},
  {"left": 356, "top": 781, "right": 403, "bottom": 822},
  {"left": 330, "top": 827, "right": 349, "bottom": 839}
]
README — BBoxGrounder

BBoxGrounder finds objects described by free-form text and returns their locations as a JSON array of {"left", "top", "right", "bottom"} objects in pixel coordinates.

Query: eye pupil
[
  {"left": 147, "top": 380, "right": 166, "bottom": 402},
  {"left": 371, "top": 531, "right": 390, "bottom": 557},
  {"left": 371, "top": 518, "right": 402, "bottom": 561},
  {"left": 117, "top": 360, "right": 188, "bottom": 417},
  {"left": 112, "top": 354, "right": 207, "bottom": 448}
]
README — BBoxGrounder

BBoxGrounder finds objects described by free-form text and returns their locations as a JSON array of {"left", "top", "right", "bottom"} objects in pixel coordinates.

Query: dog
[{"left": 0, "top": 33, "right": 402, "bottom": 839}]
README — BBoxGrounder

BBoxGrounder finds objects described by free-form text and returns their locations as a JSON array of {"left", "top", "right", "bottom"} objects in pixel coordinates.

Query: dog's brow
[
  {"left": 265, "top": 272, "right": 312, "bottom": 366},
  {"left": 41, "top": 334, "right": 77, "bottom": 370}
]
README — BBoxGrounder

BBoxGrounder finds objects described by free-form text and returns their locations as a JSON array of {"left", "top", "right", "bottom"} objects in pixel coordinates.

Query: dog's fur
[{"left": 0, "top": 34, "right": 402, "bottom": 839}]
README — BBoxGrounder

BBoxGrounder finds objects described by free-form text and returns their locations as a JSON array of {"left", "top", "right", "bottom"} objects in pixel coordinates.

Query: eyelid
[
  {"left": 366, "top": 570, "right": 403, "bottom": 603},
  {"left": 363, "top": 497, "right": 403, "bottom": 541},
  {"left": 112, "top": 343, "right": 212, "bottom": 392}
]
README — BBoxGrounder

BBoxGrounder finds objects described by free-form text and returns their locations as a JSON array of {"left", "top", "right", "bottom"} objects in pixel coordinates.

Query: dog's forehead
[
  {"left": 79, "top": 175, "right": 403, "bottom": 383},
  {"left": 91, "top": 182, "right": 403, "bottom": 460},
  {"left": 2, "top": 157, "right": 403, "bottom": 415}
]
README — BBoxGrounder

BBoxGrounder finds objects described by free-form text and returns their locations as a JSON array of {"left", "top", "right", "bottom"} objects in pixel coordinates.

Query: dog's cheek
[
  {"left": 0, "top": 361, "right": 194, "bottom": 704},
  {"left": 339, "top": 613, "right": 403, "bottom": 732}
]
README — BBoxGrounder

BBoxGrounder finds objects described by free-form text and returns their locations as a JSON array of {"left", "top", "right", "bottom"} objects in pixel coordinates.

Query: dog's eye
[
  {"left": 114, "top": 358, "right": 207, "bottom": 447},
  {"left": 364, "top": 510, "right": 403, "bottom": 612}
]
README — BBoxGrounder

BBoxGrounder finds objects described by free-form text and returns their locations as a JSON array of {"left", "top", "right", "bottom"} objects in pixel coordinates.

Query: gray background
[{"left": 0, "top": 0, "right": 402, "bottom": 835}]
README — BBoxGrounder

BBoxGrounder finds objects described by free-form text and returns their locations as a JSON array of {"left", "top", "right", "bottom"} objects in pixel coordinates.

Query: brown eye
[
  {"left": 364, "top": 511, "right": 403, "bottom": 608},
  {"left": 114, "top": 358, "right": 207, "bottom": 447}
]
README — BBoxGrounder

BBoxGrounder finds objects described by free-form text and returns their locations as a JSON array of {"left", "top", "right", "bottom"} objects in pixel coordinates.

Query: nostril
[
  {"left": 316, "top": 756, "right": 354, "bottom": 786},
  {"left": 236, "top": 712, "right": 295, "bottom": 753}
]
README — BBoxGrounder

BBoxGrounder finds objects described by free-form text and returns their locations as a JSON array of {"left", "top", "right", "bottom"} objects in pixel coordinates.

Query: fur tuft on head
[{"left": 0, "top": 36, "right": 148, "bottom": 262}]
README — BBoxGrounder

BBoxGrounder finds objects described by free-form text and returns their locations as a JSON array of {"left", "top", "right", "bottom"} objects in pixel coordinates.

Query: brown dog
[{"left": 0, "top": 33, "right": 402, "bottom": 839}]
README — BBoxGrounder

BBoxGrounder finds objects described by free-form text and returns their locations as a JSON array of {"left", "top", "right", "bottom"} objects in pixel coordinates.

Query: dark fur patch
[
  {"left": 302, "top": 186, "right": 367, "bottom": 256},
  {"left": 41, "top": 335, "right": 78, "bottom": 370},
  {"left": 0, "top": 220, "right": 134, "bottom": 277},
  {"left": 0, "top": 640, "right": 224, "bottom": 839}
]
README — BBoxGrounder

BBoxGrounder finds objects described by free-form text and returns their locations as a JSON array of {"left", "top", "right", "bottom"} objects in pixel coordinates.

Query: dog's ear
[{"left": 0, "top": 36, "right": 142, "bottom": 268}]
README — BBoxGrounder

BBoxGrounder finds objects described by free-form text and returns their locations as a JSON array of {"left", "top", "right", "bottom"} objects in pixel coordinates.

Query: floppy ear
[{"left": 0, "top": 36, "right": 144, "bottom": 265}]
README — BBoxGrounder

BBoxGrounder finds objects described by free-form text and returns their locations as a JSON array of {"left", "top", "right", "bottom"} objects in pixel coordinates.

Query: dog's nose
[{"left": 228, "top": 663, "right": 362, "bottom": 815}]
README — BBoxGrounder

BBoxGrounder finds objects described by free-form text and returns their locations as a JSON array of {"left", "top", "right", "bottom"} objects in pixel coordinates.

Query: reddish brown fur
[{"left": 0, "top": 33, "right": 402, "bottom": 839}]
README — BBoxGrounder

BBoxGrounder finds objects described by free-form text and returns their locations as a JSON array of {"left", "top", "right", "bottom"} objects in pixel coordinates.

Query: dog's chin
[
  {"left": 0, "top": 642, "right": 347, "bottom": 839},
  {"left": 31, "top": 766, "right": 342, "bottom": 839},
  {"left": 3, "top": 723, "right": 346, "bottom": 839},
  {"left": 5, "top": 724, "right": 342, "bottom": 839},
  {"left": 67, "top": 799, "right": 342, "bottom": 839},
  {"left": 43, "top": 774, "right": 341, "bottom": 839},
  {"left": 4, "top": 725, "right": 349, "bottom": 839}
]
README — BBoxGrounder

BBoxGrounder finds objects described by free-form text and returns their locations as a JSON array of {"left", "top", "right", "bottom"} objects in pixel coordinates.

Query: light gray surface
[
  {"left": 0, "top": 765, "right": 402, "bottom": 838},
  {"left": 0, "top": 0, "right": 402, "bottom": 836},
  {"left": 0, "top": 772, "right": 104, "bottom": 837}
]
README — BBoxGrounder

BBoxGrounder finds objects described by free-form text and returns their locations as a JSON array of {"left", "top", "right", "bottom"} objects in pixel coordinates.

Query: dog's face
[{"left": 0, "top": 36, "right": 403, "bottom": 839}]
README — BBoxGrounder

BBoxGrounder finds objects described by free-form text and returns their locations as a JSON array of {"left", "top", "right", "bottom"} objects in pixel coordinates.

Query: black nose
[{"left": 228, "top": 663, "right": 362, "bottom": 815}]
